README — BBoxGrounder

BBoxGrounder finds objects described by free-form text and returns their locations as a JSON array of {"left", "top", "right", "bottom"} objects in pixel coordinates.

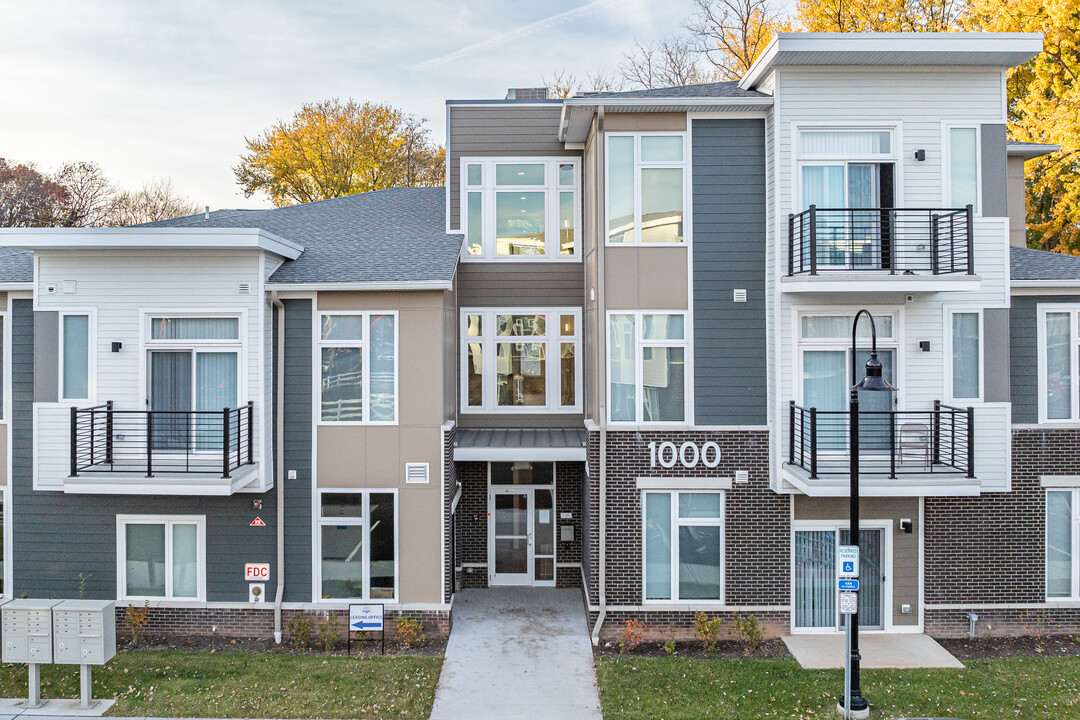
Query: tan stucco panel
[
  {"left": 398, "top": 485, "right": 443, "bottom": 604},
  {"left": 794, "top": 496, "right": 920, "bottom": 627},
  {"left": 605, "top": 247, "right": 689, "bottom": 310},
  {"left": 604, "top": 113, "right": 687, "bottom": 132}
]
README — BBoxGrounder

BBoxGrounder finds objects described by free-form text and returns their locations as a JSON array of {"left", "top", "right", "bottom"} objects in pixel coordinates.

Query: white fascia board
[
  {"left": 562, "top": 96, "right": 773, "bottom": 110},
  {"left": 265, "top": 280, "right": 453, "bottom": 291},
  {"left": 0, "top": 283, "right": 33, "bottom": 291},
  {"left": 0, "top": 227, "right": 305, "bottom": 259},
  {"left": 740, "top": 32, "right": 1043, "bottom": 89},
  {"left": 1011, "top": 279, "right": 1080, "bottom": 289},
  {"left": 1007, "top": 143, "right": 1060, "bottom": 159}
]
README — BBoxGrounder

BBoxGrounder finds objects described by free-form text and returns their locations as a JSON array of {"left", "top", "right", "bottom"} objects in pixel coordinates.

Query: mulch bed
[
  {"left": 595, "top": 638, "right": 791, "bottom": 660},
  {"left": 936, "top": 633, "right": 1080, "bottom": 659},
  {"left": 126, "top": 632, "right": 447, "bottom": 657}
]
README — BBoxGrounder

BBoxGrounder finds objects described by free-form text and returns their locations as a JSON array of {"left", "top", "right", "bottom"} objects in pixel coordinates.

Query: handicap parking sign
[
  {"left": 843, "top": 561, "right": 855, "bottom": 574},
  {"left": 837, "top": 545, "right": 859, "bottom": 578}
]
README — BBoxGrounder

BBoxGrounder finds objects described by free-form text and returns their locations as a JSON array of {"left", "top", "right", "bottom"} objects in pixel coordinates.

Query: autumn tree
[
  {"left": 0, "top": 159, "right": 70, "bottom": 227},
  {"left": 620, "top": 37, "right": 716, "bottom": 89},
  {"left": 234, "top": 99, "right": 445, "bottom": 207},
  {"left": 685, "top": 0, "right": 784, "bottom": 80},
  {"left": 543, "top": 70, "right": 624, "bottom": 98},
  {"left": 106, "top": 178, "right": 201, "bottom": 226},
  {"left": 54, "top": 161, "right": 114, "bottom": 226},
  {"left": 793, "top": 0, "right": 961, "bottom": 31}
]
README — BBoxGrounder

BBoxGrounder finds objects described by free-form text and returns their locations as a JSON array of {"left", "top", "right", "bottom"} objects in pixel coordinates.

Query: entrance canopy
[{"left": 453, "top": 428, "right": 587, "bottom": 462}]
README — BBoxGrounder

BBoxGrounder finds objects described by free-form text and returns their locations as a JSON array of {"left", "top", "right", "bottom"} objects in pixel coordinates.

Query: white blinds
[{"left": 801, "top": 130, "right": 891, "bottom": 155}]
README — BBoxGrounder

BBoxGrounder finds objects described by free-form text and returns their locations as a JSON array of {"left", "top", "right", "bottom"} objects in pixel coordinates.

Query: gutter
[
  {"left": 272, "top": 292, "right": 286, "bottom": 643},
  {"left": 591, "top": 105, "right": 608, "bottom": 646},
  {"left": 264, "top": 280, "right": 453, "bottom": 292}
]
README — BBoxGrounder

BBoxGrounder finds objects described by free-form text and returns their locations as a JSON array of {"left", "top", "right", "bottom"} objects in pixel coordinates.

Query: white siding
[{"left": 34, "top": 249, "right": 268, "bottom": 491}]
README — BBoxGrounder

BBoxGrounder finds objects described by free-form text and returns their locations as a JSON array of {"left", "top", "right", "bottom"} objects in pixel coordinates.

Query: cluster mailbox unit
[{"left": 0, "top": 599, "right": 116, "bottom": 708}]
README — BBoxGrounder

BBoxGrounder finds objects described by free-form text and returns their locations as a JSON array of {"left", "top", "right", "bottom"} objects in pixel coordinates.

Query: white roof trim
[
  {"left": 453, "top": 446, "right": 587, "bottom": 462},
  {"left": 1012, "top": 279, "right": 1080, "bottom": 288},
  {"left": 0, "top": 282, "right": 33, "bottom": 291},
  {"left": 558, "top": 97, "right": 772, "bottom": 141},
  {"left": 740, "top": 32, "right": 1044, "bottom": 90},
  {"left": 1007, "top": 142, "right": 1060, "bottom": 159},
  {"left": 0, "top": 227, "right": 304, "bottom": 259},
  {"left": 265, "top": 280, "right": 453, "bottom": 291}
]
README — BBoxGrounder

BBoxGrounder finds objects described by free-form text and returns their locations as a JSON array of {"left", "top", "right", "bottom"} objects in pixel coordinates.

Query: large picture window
[
  {"left": 1047, "top": 489, "right": 1080, "bottom": 600},
  {"left": 117, "top": 515, "right": 205, "bottom": 601},
  {"left": 462, "top": 308, "right": 581, "bottom": 413},
  {"left": 461, "top": 158, "right": 580, "bottom": 260},
  {"left": 608, "top": 312, "right": 687, "bottom": 424},
  {"left": 318, "top": 313, "right": 397, "bottom": 424},
  {"left": 1038, "top": 305, "right": 1080, "bottom": 423},
  {"left": 318, "top": 490, "right": 397, "bottom": 601},
  {"left": 606, "top": 133, "right": 686, "bottom": 245},
  {"left": 643, "top": 491, "right": 724, "bottom": 602}
]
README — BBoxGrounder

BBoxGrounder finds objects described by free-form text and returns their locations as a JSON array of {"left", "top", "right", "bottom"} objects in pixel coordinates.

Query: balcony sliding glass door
[{"left": 149, "top": 350, "right": 238, "bottom": 452}]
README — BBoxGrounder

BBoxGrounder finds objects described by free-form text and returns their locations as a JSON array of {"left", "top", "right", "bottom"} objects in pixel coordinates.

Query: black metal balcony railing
[
  {"left": 70, "top": 401, "right": 254, "bottom": 479},
  {"left": 788, "top": 400, "right": 974, "bottom": 480},
  {"left": 787, "top": 205, "right": 974, "bottom": 276}
]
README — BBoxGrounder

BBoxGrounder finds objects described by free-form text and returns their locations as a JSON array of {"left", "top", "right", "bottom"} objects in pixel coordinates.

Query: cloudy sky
[{"left": 1, "top": 0, "right": 693, "bottom": 210}]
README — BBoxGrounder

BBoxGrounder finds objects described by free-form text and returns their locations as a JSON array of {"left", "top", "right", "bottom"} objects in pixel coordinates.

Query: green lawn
[
  {"left": 0, "top": 650, "right": 442, "bottom": 719},
  {"left": 597, "top": 655, "right": 1080, "bottom": 720}
]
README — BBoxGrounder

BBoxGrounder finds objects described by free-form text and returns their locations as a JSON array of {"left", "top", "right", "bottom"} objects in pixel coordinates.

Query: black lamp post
[{"left": 841, "top": 309, "right": 896, "bottom": 718}]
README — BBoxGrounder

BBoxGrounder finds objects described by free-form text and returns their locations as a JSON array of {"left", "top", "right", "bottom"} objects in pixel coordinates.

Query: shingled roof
[
  {"left": 148, "top": 187, "right": 462, "bottom": 285},
  {"left": 0, "top": 246, "right": 34, "bottom": 283},
  {"left": 1011, "top": 246, "right": 1080, "bottom": 281},
  {"left": 575, "top": 81, "right": 767, "bottom": 99}
]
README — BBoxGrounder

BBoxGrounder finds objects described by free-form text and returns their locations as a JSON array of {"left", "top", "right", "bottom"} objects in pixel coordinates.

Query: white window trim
[
  {"left": 791, "top": 122, "right": 903, "bottom": 212},
  {"left": 944, "top": 307, "right": 984, "bottom": 403},
  {"left": 1036, "top": 304, "right": 1080, "bottom": 424},
  {"left": 59, "top": 308, "right": 97, "bottom": 403},
  {"left": 460, "top": 157, "right": 581, "bottom": 261},
  {"left": 314, "top": 488, "right": 399, "bottom": 603},
  {"left": 606, "top": 310, "right": 690, "bottom": 426},
  {"left": 316, "top": 311, "right": 399, "bottom": 426},
  {"left": 460, "top": 307, "right": 582, "bottom": 414},
  {"left": 1046, "top": 488, "right": 1080, "bottom": 601},
  {"left": 0, "top": 486, "right": 10, "bottom": 599},
  {"left": 604, "top": 132, "right": 688, "bottom": 247},
  {"left": 116, "top": 514, "right": 207, "bottom": 602},
  {"left": 641, "top": 490, "right": 725, "bottom": 604},
  {"left": 943, "top": 123, "right": 981, "bottom": 214}
]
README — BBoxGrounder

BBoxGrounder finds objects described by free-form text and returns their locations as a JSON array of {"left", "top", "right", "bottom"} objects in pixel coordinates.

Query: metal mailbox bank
[
  {"left": 53, "top": 600, "right": 116, "bottom": 666},
  {"left": 2, "top": 599, "right": 61, "bottom": 706}
]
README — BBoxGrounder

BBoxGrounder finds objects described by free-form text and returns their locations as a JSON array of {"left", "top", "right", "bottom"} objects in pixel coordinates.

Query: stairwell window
[
  {"left": 643, "top": 491, "right": 724, "bottom": 602},
  {"left": 1038, "top": 305, "right": 1080, "bottom": 423},
  {"left": 317, "top": 490, "right": 397, "bottom": 601},
  {"left": 318, "top": 313, "right": 397, "bottom": 424},
  {"left": 1047, "top": 489, "right": 1079, "bottom": 600},
  {"left": 460, "top": 158, "right": 580, "bottom": 260},
  {"left": 606, "top": 133, "right": 686, "bottom": 245}
]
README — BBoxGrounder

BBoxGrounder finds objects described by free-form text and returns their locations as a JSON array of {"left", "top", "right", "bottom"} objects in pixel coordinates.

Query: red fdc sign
[{"left": 245, "top": 563, "right": 270, "bottom": 582}]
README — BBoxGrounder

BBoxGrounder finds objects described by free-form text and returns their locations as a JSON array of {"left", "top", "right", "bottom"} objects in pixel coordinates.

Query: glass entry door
[
  {"left": 149, "top": 350, "right": 238, "bottom": 451},
  {"left": 488, "top": 486, "right": 555, "bottom": 587},
  {"left": 793, "top": 527, "right": 886, "bottom": 631}
]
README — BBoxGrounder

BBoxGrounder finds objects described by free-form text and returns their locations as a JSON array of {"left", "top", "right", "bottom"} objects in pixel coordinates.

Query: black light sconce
[
  {"left": 919, "top": 340, "right": 931, "bottom": 352},
  {"left": 111, "top": 341, "right": 123, "bottom": 352},
  {"left": 900, "top": 518, "right": 913, "bottom": 534},
  {"left": 914, "top": 149, "right": 926, "bottom": 161}
]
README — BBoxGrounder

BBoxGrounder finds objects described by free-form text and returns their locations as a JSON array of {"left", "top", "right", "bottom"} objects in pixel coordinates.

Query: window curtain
[
  {"left": 151, "top": 351, "right": 192, "bottom": 451},
  {"left": 794, "top": 530, "right": 835, "bottom": 627},
  {"left": 952, "top": 313, "right": 980, "bottom": 398},
  {"left": 801, "top": 131, "right": 890, "bottom": 155},
  {"left": 196, "top": 352, "right": 238, "bottom": 451},
  {"left": 840, "top": 529, "right": 883, "bottom": 628},
  {"left": 151, "top": 317, "right": 238, "bottom": 340}
]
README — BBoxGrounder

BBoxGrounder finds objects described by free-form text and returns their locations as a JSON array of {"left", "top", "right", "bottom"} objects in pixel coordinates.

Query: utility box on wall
[
  {"left": 52, "top": 600, "right": 116, "bottom": 665},
  {"left": 2, "top": 599, "right": 61, "bottom": 664}
]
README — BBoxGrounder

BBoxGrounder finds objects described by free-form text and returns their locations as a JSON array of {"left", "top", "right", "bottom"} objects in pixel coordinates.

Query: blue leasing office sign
[
  {"left": 349, "top": 604, "right": 384, "bottom": 632},
  {"left": 838, "top": 579, "right": 860, "bottom": 591}
]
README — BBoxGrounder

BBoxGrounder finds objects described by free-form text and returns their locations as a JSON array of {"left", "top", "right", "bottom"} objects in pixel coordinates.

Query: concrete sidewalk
[
  {"left": 0, "top": 698, "right": 116, "bottom": 719},
  {"left": 430, "top": 588, "right": 602, "bottom": 720},
  {"left": 783, "top": 633, "right": 964, "bottom": 669}
]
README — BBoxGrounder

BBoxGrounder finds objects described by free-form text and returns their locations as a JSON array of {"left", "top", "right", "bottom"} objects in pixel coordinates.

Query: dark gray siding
[
  {"left": 456, "top": 263, "right": 584, "bottom": 306},
  {"left": 691, "top": 118, "right": 767, "bottom": 425},
  {"left": 1010, "top": 295, "right": 1080, "bottom": 423},
  {"left": 984, "top": 308, "right": 1011, "bottom": 402},
  {"left": 33, "top": 311, "right": 57, "bottom": 403},
  {"left": 447, "top": 104, "right": 576, "bottom": 230},
  {"left": 11, "top": 301, "right": 309, "bottom": 603},
  {"left": 282, "top": 299, "right": 312, "bottom": 602},
  {"left": 981, "top": 124, "right": 1008, "bottom": 218}
]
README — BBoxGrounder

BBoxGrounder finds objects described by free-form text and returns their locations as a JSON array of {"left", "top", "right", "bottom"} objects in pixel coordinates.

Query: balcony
[
  {"left": 66, "top": 401, "right": 257, "bottom": 495},
  {"left": 783, "top": 206, "right": 980, "bottom": 293},
  {"left": 784, "top": 401, "right": 980, "bottom": 496}
]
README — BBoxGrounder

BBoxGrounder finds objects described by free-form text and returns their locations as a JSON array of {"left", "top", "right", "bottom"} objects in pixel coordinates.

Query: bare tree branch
[{"left": 684, "top": 0, "right": 782, "bottom": 81}]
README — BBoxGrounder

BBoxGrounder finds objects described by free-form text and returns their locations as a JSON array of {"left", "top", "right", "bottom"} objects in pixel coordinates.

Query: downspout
[
  {"left": 591, "top": 104, "right": 608, "bottom": 645},
  {"left": 272, "top": 292, "right": 286, "bottom": 643}
]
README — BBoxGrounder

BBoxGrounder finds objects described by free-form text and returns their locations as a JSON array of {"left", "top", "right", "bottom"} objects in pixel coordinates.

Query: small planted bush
[
  {"left": 619, "top": 619, "right": 645, "bottom": 654},
  {"left": 692, "top": 611, "right": 723, "bottom": 654},
  {"left": 396, "top": 616, "right": 426, "bottom": 648},
  {"left": 125, "top": 601, "right": 150, "bottom": 646},
  {"left": 286, "top": 613, "right": 314, "bottom": 650}
]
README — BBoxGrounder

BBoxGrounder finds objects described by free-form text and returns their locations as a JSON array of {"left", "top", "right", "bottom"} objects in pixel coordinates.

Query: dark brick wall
[
  {"left": 443, "top": 425, "right": 456, "bottom": 602},
  {"left": 926, "top": 607, "right": 1080, "bottom": 638},
  {"left": 594, "top": 609, "right": 789, "bottom": 643}
]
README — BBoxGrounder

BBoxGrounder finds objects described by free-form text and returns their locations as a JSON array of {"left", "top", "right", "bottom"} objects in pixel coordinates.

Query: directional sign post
[{"left": 348, "top": 604, "right": 385, "bottom": 655}]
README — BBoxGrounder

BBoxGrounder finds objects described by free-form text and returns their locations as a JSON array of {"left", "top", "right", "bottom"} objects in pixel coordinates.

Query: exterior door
[
  {"left": 488, "top": 486, "right": 556, "bottom": 587},
  {"left": 149, "top": 350, "right": 238, "bottom": 452},
  {"left": 793, "top": 526, "right": 887, "bottom": 631}
]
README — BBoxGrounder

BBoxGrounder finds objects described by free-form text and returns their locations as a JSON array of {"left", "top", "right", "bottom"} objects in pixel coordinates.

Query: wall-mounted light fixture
[
  {"left": 111, "top": 341, "right": 123, "bottom": 353},
  {"left": 914, "top": 149, "right": 926, "bottom": 161}
]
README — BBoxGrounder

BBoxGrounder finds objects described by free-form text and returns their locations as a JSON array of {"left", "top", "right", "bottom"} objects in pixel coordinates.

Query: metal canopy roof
[{"left": 454, "top": 428, "right": 588, "bottom": 462}]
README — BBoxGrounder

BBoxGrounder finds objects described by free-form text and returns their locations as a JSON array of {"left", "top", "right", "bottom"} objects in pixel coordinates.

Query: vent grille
[
  {"left": 238, "top": 282, "right": 252, "bottom": 294},
  {"left": 733, "top": 288, "right": 747, "bottom": 303},
  {"left": 62, "top": 280, "right": 77, "bottom": 294},
  {"left": 735, "top": 470, "right": 749, "bottom": 484},
  {"left": 405, "top": 462, "right": 430, "bottom": 484}
]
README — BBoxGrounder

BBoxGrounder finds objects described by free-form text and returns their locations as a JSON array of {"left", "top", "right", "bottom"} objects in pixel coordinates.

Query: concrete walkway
[
  {"left": 430, "top": 588, "right": 602, "bottom": 720},
  {"left": 783, "top": 633, "right": 964, "bottom": 669}
]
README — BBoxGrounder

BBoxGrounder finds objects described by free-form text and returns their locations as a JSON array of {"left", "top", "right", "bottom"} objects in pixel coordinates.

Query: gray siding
[
  {"left": 456, "top": 263, "right": 584, "bottom": 306},
  {"left": 691, "top": 118, "right": 767, "bottom": 425},
  {"left": 984, "top": 308, "right": 1010, "bottom": 402},
  {"left": 447, "top": 104, "right": 576, "bottom": 230},
  {"left": 34, "top": 311, "right": 57, "bottom": 403},
  {"left": 981, "top": 124, "right": 1008, "bottom": 218},
  {"left": 281, "top": 299, "right": 313, "bottom": 602},
  {"left": 1010, "top": 295, "right": 1080, "bottom": 423}
]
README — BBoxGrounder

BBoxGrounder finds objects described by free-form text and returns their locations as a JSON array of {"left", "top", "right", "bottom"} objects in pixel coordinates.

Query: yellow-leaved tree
[
  {"left": 234, "top": 99, "right": 444, "bottom": 207},
  {"left": 965, "top": 0, "right": 1079, "bottom": 253},
  {"left": 795, "top": 0, "right": 961, "bottom": 32}
]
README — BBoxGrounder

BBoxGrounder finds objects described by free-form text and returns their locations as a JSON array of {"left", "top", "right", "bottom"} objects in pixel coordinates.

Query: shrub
[
  {"left": 286, "top": 613, "right": 314, "bottom": 650},
  {"left": 692, "top": 611, "right": 723, "bottom": 654},
  {"left": 731, "top": 613, "right": 764, "bottom": 653},
  {"left": 78, "top": 572, "right": 92, "bottom": 600},
  {"left": 319, "top": 613, "right": 340, "bottom": 652},
  {"left": 663, "top": 640, "right": 677, "bottom": 655},
  {"left": 125, "top": 601, "right": 150, "bottom": 645},
  {"left": 396, "top": 616, "right": 426, "bottom": 648},
  {"left": 618, "top": 619, "right": 645, "bottom": 654}
]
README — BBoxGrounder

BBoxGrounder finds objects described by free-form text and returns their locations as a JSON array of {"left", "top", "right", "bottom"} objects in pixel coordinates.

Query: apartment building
[{"left": 0, "top": 31, "right": 1076, "bottom": 642}]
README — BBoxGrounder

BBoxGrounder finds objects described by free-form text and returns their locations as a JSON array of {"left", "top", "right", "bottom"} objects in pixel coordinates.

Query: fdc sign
[{"left": 244, "top": 563, "right": 270, "bottom": 582}]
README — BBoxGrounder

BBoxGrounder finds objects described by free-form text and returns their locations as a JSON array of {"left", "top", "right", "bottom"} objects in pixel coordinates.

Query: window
[
  {"left": 462, "top": 308, "right": 581, "bottom": 413},
  {"left": 1047, "top": 489, "right": 1080, "bottom": 600},
  {"left": 606, "top": 133, "right": 686, "bottom": 245},
  {"left": 608, "top": 312, "right": 687, "bottom": 423},
  {"left": 1037, "top": 306, "right": 1080, "bottom": 423},
  {"left": 947, "top": 126, "right": 979, "bottom": 211},
  {"left": 461, "top": 158, "right": 580, "bottom": 260},
  {"left": 318, "top": 313, "right": 397, "bottom": 423},
  {"left": 117, "top": 515, "right": 205, "bottom": 601},
  {"left": 61, "top": 313, "right": 91, "bottom": 400},
  {"left": 318, "top": 490, "right": 397, "bottom": 600},
  {"left": 643, "top": 491, "right": 723, "bottom": 602},
  {"left": 949, "top": 310, "right": 982, "bottom": 401}
]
